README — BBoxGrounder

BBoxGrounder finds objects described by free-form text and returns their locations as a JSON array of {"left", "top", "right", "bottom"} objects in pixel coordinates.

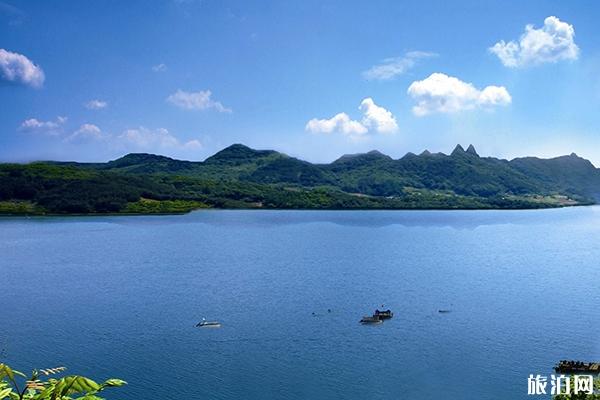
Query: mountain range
[{"left": 1, "top": 143, "right": 599, "bottom": 214}]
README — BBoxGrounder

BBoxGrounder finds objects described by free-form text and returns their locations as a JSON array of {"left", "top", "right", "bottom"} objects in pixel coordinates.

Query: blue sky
[{"left": 2, "top": 0, "right": 600, "bottom": 164}]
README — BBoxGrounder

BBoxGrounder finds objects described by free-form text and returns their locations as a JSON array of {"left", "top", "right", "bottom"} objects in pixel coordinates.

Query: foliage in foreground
[{"left": 0, "top": 363, "right": 125, "bottom": 400}]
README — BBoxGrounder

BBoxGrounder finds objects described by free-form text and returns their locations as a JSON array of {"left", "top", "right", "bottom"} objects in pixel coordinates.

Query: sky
[{"left": 2, "top": 0, "right": 600, "bottom": 164}]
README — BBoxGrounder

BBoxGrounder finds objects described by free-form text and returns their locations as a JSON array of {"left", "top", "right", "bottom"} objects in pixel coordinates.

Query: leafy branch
[{"left": 0, "top": 364, "right": 125, "bottom": 400}]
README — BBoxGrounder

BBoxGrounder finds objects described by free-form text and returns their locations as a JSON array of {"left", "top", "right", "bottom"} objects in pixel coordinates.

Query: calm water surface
[{"left": 1, "top": 208, "right": 599, "bottom": 399}]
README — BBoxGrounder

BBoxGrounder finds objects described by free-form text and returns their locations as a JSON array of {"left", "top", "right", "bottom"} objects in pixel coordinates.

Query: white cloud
[
  {"left": 362, "top": 51, "right": 437, "bottom": 81},
  {"left": 117, "top": 127, "right": 202, "bottom": 150},
  {"left": 183, "top": 139, "right": 202, "bottom": 149},
  {"left": 18, "top": 117, "right": 202, "bottom": 154},
  {"left": 407, "top": 73, "right": 511, "bottom": 116},
  {"left": 306, "top": 98, "right": 398, "bottom": 140},
  {"left": 489, "top": 16, "right": 579, "bottom": 67},
  {"left": 19, "top": 116, "right": 67, "bottom": 135},
  {"left": 0, "top": 48, "right": 45, "bottom": 88},
  {"left": 84, "top": 99, "right": 108, "bottom": 110},
  {"left": 306, "top": 113, "right": 368, "bottom": 139},
  {"left": 359, "top": 98, "right": 398, "bottom": 133},
  {"left": 166, "top": 89, "right": 231, "bottom": 113},
  {"left": 478, "top": 86, "right": 512, "bottom": 106},
  {"left": 152, "top": 63, "right": 167, "bottom": 72},
  {"left": 66, "top": 124, "right": 106, "bottom": 143}
]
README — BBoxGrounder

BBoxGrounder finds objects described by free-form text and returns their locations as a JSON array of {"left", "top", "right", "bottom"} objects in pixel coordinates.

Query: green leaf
[
  {"left": 37, "top": 382, "right": 57, "bottom": 399},
  {"left": 0, "top": 365, "right": 13, "bottom": 381},
  {"left": 101, "top": 379, "right": 126, "bottom": 387},
  {"left": 0, "top": 365, "right": 26, "bottom": 380},
  {"left": 56, "top": 376, "right": 101, "bottom": 397},
  {"left": 0, "top": 387, "right": 13, "bottom": 399}
]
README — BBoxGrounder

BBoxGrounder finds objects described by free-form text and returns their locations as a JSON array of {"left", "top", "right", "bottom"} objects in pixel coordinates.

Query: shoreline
[{"left": 0, "top": 202, "right": 594, "bottom": 218}]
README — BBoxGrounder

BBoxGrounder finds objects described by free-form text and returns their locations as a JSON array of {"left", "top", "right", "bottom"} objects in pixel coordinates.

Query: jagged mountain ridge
[
  {"left": 67, "top": 143, "right": 600, "bottom": 200},
  {"left": 3, "top": 143, "right": 599, "bottom": 215}
]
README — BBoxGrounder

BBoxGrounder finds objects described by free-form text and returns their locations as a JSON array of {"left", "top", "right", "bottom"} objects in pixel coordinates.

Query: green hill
[{"left": 1, "top": 144, "right": 597, "bottom": 214}]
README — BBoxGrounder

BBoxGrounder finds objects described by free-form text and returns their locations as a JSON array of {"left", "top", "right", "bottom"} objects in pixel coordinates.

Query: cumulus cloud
[
  {"left": 66, "top": 124, "right": 106, "bottom": 143},
  {"left": 152, "top": 63, "right": 167, "bottom": 72},
  {"left": 478, "top": 86, "right": 512, "bottom": 106},
  {"left": 306, "top": 98, "right": 397, "bottom": 140},
  {"left": 19, "top": 116, "right": 66, "bottom": 135},
  {"left": 359, "top": 98, "right": 398, "bottom": 133},
  {"left": 306, "top": 113, "right": 368, "bottom": 139},
  {"left": 407, "top": 73, "right": 511, "bottom": 116},
  {"left": 166, "top": 89, "right": 231, "bottom": 113},
  {"left": 84, "top": 99, "right": 108, "bottom": 110},
  {"left": 0, "top": 48, "right": 45, "bottom": 88},
  {"left": 489, "top": 16, "right": 579, "bottom": 67},
  {"left": 117, "top": 127, "right": 202, "bottom": 150},
  {"left": 362, "top": 51, "right": 437, "bottom": 81}
]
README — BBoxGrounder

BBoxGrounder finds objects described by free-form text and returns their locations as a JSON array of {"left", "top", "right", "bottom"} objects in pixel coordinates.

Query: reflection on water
[{"left": 4, "top": 205, "right": 599, "bottom": 229}]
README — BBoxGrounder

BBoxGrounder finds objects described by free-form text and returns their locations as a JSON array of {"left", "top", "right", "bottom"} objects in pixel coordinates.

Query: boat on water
[
  {"left": 360, "top": 315, "right": 383, "bottom": 324},
  {"left": 554, "top": 360, "right": 600, "bottom": 373},
  {"left": 360, "top": 308, "right": 393, "bottom": 324},
  {"left": 374, "top": 309, "right": 393, "bottom": 319},
  {"left": 196, "top": 318, "right": 221, "bottom": 328}
]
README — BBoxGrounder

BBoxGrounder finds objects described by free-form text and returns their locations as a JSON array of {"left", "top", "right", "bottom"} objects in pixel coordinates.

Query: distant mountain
[
  {"left": 332, "top": 150, "right": 393, "bottom": 165},
  {"left": 102, "top": 153, "right": 196, "bottom": 174},
  {"left": 509, "top": 153, "right": 600, "bottom": 199},
  {"left": 1, "top": 144, "right": 598, "bottom": 214},
  {"left": 204, "top": 143, "right": 279, "bottom": 165}
]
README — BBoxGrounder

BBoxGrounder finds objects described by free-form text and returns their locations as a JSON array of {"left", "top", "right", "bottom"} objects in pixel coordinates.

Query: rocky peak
[
  {"left": 466, "top": 144, "right": 479, "bottom": 157},
  {"left": 451, "top": 144, "right": 466, "bottom": 156}
]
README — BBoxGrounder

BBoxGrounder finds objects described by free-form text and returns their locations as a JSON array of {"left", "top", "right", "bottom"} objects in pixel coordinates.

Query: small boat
[
  {"left": 196, "top": 318, "right": 221, "bottom": 328},
  {"left": 374, "top": 309, "right": 393, "bottom": 319},
  {"left": 360, "top": 315, "right": 382, "bottom": 324},
  {"left": 438, "top": 309, "right": 451, "bottom": 314}
]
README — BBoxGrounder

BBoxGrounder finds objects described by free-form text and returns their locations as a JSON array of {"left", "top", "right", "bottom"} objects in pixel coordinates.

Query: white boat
[{"left": 196, "top": 318, "right": 221, "bottom": 328}]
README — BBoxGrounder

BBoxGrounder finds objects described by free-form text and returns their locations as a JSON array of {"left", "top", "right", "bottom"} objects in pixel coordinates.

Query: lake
[{"left": 1, "top": 208, "right": 599, "bottom": 399}]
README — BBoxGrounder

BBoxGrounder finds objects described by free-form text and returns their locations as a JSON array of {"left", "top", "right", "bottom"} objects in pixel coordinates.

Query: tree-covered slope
[
  {"left": 510, "top": 153, "right": 600, "bottom": 200},
  {"left": 320, "top": 145, "right": 560, "bottom": 198},
  {"left": 1, "top": 143, "right": 597, "bottom": 214}
]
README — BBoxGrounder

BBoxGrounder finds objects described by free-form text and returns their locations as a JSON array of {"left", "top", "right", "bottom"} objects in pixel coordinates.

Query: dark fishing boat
[
  {"left": 554, "top": 360, "right": 600, "bottom": 373},
  {"left": 360, "top": 308, "right": 394, "bottom": 324},
  {"left": 360, "top": 315, "right": 382, "bottom": 324},
  {"left": 374, "top": 309, "right": 393, "bottom": 319}
]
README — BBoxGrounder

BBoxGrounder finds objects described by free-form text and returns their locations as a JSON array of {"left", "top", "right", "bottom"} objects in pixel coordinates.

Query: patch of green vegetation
[
  {"left": 124, "top": 198, "right": 208, "bottom": 214},
  {"left": 0, "top": 200, "right": 44, "bottom": 215},
  {"left": 0, "top": 362, "right": 126, "bottom": 400},
  {"left": 1, "top": 143, "right": 598, "bottom": 214},
  {"left": 504, "top": 194, "right": 588, "bottom": 207}
]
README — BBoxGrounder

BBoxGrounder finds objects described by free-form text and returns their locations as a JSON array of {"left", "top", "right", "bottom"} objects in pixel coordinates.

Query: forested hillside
[{"left": 1, "top": 144, "right": 597, "bottom": 214}]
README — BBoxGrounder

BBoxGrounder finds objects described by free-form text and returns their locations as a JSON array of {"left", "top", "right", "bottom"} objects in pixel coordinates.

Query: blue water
[{"left": 1, "top": 208, "right": 599, "bottom": 399}]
